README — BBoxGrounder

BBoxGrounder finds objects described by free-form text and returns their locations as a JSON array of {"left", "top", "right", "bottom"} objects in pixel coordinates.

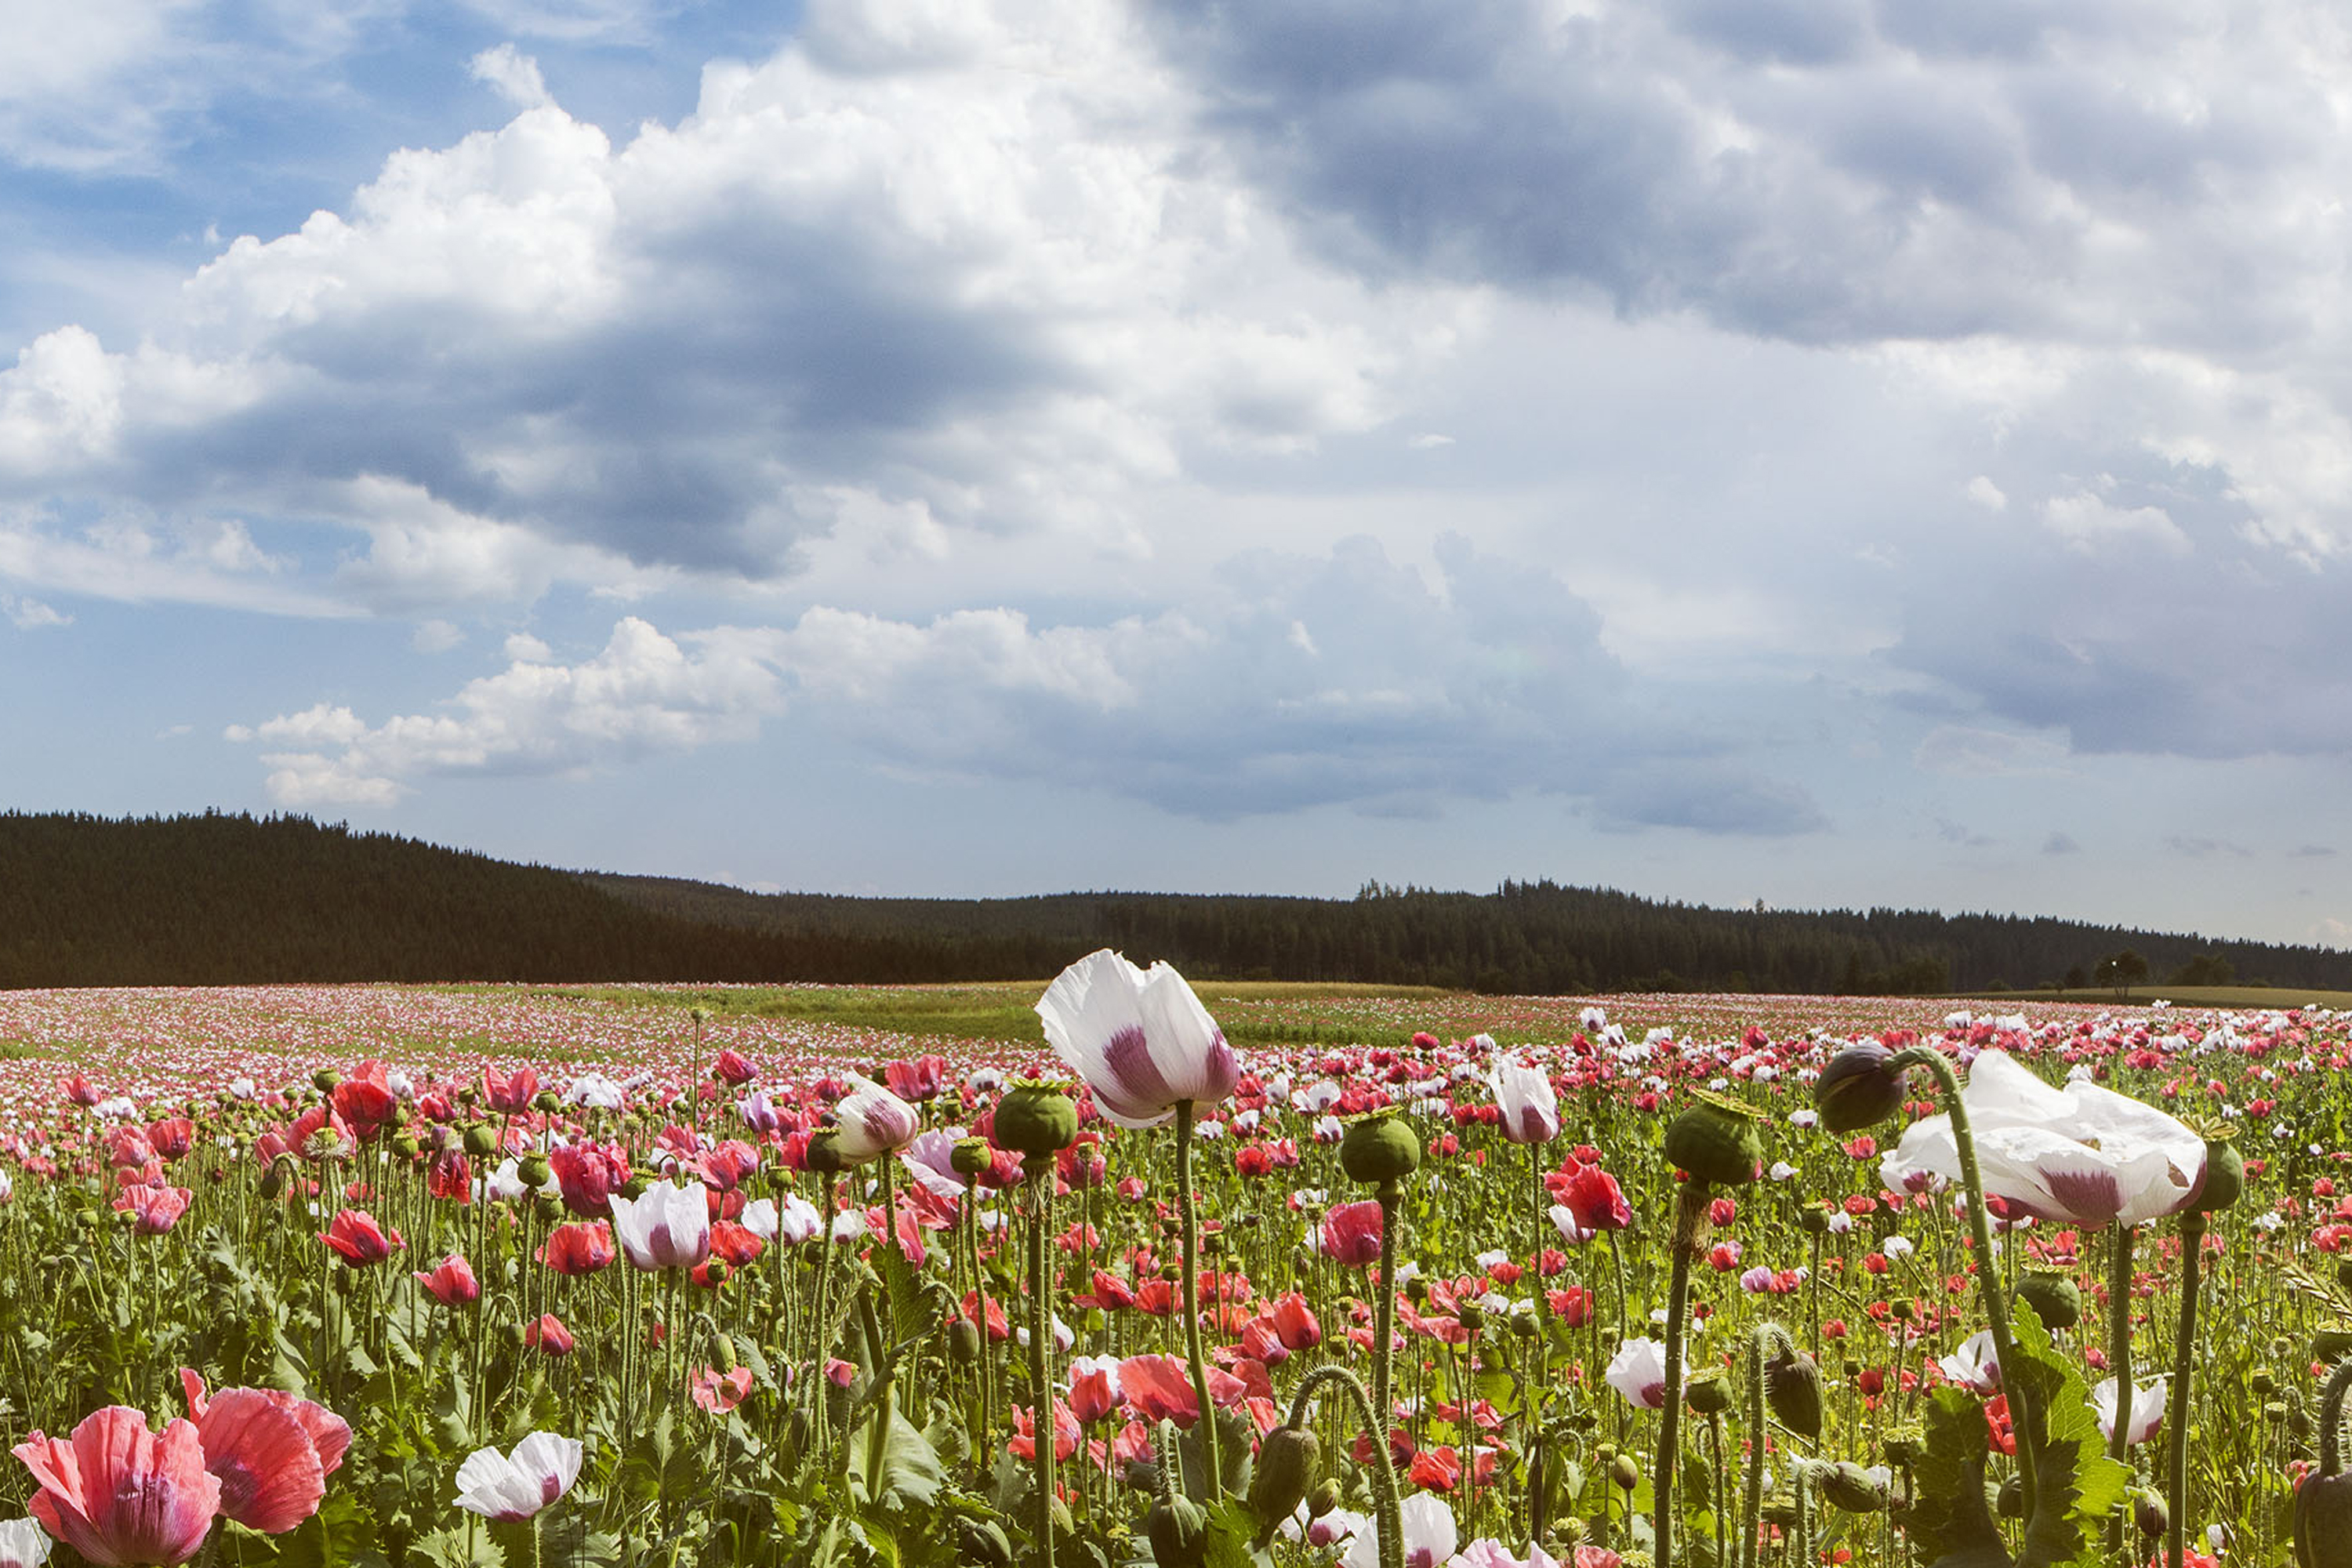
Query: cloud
[
  {"left": 2042, "top": 491, "right": 2190, "bottom": 557},
  {"left": 2042, "top": 832, "right": 2081, "bottom": 855},
  {"left": 0, "top": 4, "right": 1469, "bottom": 617},
  {"left": 1, "top": 592, "right": 69, "bottom": 630},
  {"left": 412, "top": 619, "right": 464, "bottom": 653},
  {"left": 470, "top": 45, "right": 554, "bottom": 111},
  {"left": 2164, "top": 835, "right": 2252, "bottom": 860},
  {"left": 230, "top": 533, "right": 1828, "bottom": 830},
  {"left": 1911, "top": 725, "right": 2067, "bottom": 776},
  {"left": 229, "top": 616, "right": 783, "bottom": 805}
]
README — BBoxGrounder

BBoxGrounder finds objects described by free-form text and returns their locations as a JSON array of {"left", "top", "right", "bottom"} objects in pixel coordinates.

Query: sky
[{"left": 4, "top": 0, "right": 2351, "bottom": 949}]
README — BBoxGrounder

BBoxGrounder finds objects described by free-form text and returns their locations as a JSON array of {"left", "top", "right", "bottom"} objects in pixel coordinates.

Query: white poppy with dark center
[{"left": 1036, "top": 949, "right": 1240, "bottom": 1130}]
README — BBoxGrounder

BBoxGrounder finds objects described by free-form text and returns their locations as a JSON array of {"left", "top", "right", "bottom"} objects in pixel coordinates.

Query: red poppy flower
[
  {"left": 539, "top": 1221, "right": 616, "bottom": 1276},
  {"left": 413, "top": 1254, "right": 481, "bottom": 1308},
  {"left": 319, "top": 1209, "right": 401, "bottom": 1268}
]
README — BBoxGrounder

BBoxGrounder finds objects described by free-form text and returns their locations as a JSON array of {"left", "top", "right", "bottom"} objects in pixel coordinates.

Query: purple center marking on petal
[
  {"left": 2043, "top": 1167, "right": 2124, "bottom": 1226},
  {"left": 1101, "top": 1025, "right": 1177, "bottom": 1118}
]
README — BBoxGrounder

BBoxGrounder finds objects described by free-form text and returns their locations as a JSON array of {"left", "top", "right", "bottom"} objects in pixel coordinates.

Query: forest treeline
[{"left": 4, "top": 811, "right": 2346, "bottom": 994}]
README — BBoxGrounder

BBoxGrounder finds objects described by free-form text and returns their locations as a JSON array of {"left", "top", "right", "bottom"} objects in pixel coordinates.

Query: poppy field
[{"left": 0, "top": 967, "right": 2346, "bottom": 1568}]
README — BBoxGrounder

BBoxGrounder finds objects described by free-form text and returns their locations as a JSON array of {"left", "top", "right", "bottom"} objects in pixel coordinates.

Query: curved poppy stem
[
  {"left": 1740, "top": 1323, "right": 1795, "bottom": 1568},
  {"left": 2165, "top": 1210, "right": 2205, "bottom": 1568},
  {"left": 1286, "top": 1364, "right": 1404, "bottom": 1568},
  {"left": 1172, "top": 1100, "right": 1221, "bottom": 1501},
  {"left": 1886, "top": 1044, "right": 2039, "bottom": 1524},
  {"left": 2320, "top": 1354, "right": 2352, "bottom": 1478}
]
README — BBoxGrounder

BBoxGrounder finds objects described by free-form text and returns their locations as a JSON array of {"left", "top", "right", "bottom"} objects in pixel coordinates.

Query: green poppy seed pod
[
  {"left": 2190, "top": 1134, "right": 2245, "bottom": 1214},
  {"left": 1814, "top": 1043, "right": 1907, "bottom": 1132},
  {"left": 994, "top": 1080, "right": 1080, "bottom": 1159},
  {"left": 2016, "top": 1270, "right": 2082, "bottom": 1330},
  {"left": 1457, "top": 1301, "right": 1485, "bottom": 1334},
  {"left": 1761, "top": 1494, "right": 1798, "bottom": 1529},
  {"left": 2133, "top": 1489, "right": 2168, "bottom": 1540},
  {"left": 1610, "top": 1452, "right": 1641, "bottom": 1490},
  {"left": 1247, "top": 1425, "right": 1321, "bottom": 1546},
  {"left": 2297, "top": 1472, "right": 2352, "bottom": 1568},
  {"left": 1146, "top": 1494, "right": 1209, "bottom": 1568},
  {"left": 312, "top": 1067, "right": 342, "bottom": 1094},
  {"left": 1511, "top": 1312, "right": 1538, "bottom": 1341},
  {"left": 518, "top": 1152, "right": 551, "bottom": 1189},
  {"left": 702, "top": 1258, "right": 731, "bottom": 1286},
  {"left": 1559, "top": 1515, "right": 1589, "bottom": 1546},
  {"left": 462, "top": 1123, "right": 499, "bottom": 1159},
  {"left": 1797, "top": 1205, "right": 1831, "bottom": 1236},
  {"left": 1340, "top": 1109, "right": 1421, "bottom": 1188},
  {"left": 1308, "top": 1478, "right": 1340, "bottom": 1519},
  {"left": 957, "top": 1520, "right": 1015, "bottom": 1568},
  {"left": 1882, "top": 1432, "right": 1922, "bottom": 1467},
  {"left": 619, "top": 1174, "right": 652, "bottom": 1201},
  {"left": 1686, "top": 1372, "right": 1733, "bottom": 1415},
  {"left": 1664, "top": 1095, "right": 1763, "bottom": 1187},
  {"left": 532, "top": 1090, "right": 562, "bottom": 1115},
  {"left": 2254, "top": 1367, "right": 2276, "bottom": 1397},
  {"left": 804, "top": 1127, "right": 848, "bottom": 1174},
  {"left": 2318, "top": 1328, "right": 2352, "bottom": 1366},
  {"left": 1766, "top": 1350, "right": 1826, "bottom": 1441},
  {"left": 391, "top": 1132, "right": 420, "bottom": 1160},
  {"left": 1820, "top": 1461, "right": 1888, "bottom": 1514},
  {"left": 950, "top": 1136, "right": 995, "bottom": 1178}
]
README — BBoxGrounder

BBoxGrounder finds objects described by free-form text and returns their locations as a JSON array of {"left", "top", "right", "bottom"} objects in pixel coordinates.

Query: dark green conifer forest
[{"left": 2, "top": 810, "right": 2343, "bottom": 994}]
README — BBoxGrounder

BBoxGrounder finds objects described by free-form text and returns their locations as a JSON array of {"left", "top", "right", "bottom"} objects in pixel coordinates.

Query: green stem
[
  {"left": 1373, "top": 1182, "right": 1401, "bottom": 1482},
  {"left": 1026, "top": 1156, "right": 1057, "bottom": 1568},
  {"left": 1655, "top": 1181, "right": 1708, "bottom": 1568},
  {"left": 1742, "top": 1323, "right": 1794, "bottom": 1568},
  {"left": 1172, "top": 1101, "right": 1221, "bottom": 1501},
  {"left": 2106, "top": 1221, "right": 2136, "bottom": 1555},
  {"left": 2166, "top": 1212, "right": 2204, "bottom": 1568},
  {"left": 1887, "top": 1044, "right": 2039, "bottom": 1524},
  {"left": 1529, "top": 1137, "right": 1551, "bottom": 1544}
]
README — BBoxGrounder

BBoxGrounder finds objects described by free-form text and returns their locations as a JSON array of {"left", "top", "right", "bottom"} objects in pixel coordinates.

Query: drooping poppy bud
[
  {"left": 1813, "top": 1043, "right": 1908, "bottom": 1132},
  {"left": 2187, "top": 1127, "right": 2245, "bottom": 1214},
  {"left": 1247, "top": 1425, "right": 1320, "bottom": 1547},
  {"left": 1766, "top": 1348, "right": 1825, "bottom": 1441},
  {"left": 1819, "top": 1460, "right": 1889, "bottom": 1513},
  {"left": 1146, "top": 1493, "right": 1208, "bottom": 1568},
  {"left": 2301, "top": 1471, "right": 2352, "bottom": 1567}
]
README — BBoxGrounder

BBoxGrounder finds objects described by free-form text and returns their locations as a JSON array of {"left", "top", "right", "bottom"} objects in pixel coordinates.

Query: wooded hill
[{"left": 2, "top": 810, "right": 2341, "bottom": 995}]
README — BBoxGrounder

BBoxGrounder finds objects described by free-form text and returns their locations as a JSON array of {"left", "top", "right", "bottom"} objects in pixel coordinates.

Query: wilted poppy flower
[
  {"left": 1487, "top": 1057, "right": 1559, "bottom": 1145},
  {"left": 319, "top": 1209, "right": 401, "bottom": 1267},
  {"left": 413, "top": 1254, "right": 481, "bottom": 1308},
  {"left": 453, "top": 1432, "right": 583, "bottom": 1522},
  {"left": 610, "top": 1180, "right": 712, "bottom": 1272},
  {"left": 691, "top": 1366, "right": 754, "bottom": 1414},
  {"left": 548, "top": 1142, "right": 630, "bottom": 1218},
  {"left": 13, "top": 1406, "right": 220, "bottom": 1566},
  {"left": 1036, "top": 949, "right": 1240, "bottom": 1130}
]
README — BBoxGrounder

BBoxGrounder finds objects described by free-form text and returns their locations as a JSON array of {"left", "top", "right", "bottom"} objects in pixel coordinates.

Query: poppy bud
[
  {"left": 949, "top": 1320, "right": 982, "bottom": 1363},
  {"left": 619, "top": 1174, "right": 652, "bottom": 1201},
  {"left": 957, "top": 1520, "right": 1014, "bottom": 1567},
  {"left": 1147, "top": 1494, "right": 1209, "bottom": 1568},
  {"left": 1610, "top": 1453, "right": 1640, "bottom": 1490},
  {"left": 1997, "top": 1475, "right": 2023, "bottom": 1518},
  {"left": 2317, "top": 1328, "right": 2352, "bottom": 1365},
  {"left": 1820, "top": 1461, "right": 1888, "bottom": 1513},
  {"left": 1664, "top": 1094, "right": 1763, "bottom": 1188},
  {"left": 1339, "top": 1109, "right": 1421, "bottom": 1189},
  {"left": 2188, "top": 1133, "right": 2245, "bottom": 1214},
  {"left": 2298, "top": 1470, "right": 2352, "bottom": 1567},
  {"left": 1247, "top": 1425, "right": 1320, "bottom": 1546},
  {"left": 1308, "top": 1479, "right": 1340, "bottom": 1519},
  {"left": 1813, "top": 1044, "right": 1907, "bottom": 1132},
  {"left": 2016, "top": 1270, "right": 2082, "bottom": 1330},
  {"left": 2132, "top": 1489, "right": 2167, "bottom": 1539},
  {"left": 994, "top": 1081, "right": 1080, "bottom": 1159},
  {"left": 1686, "top": 1373, "right": 1732, "bottom": 1415},
  {"left": 1766, "top": 1350, "right": 1825, "bottom": 1441},
  {"left": 463, "top": 1123, "right": 499, "bottom": 1159}
]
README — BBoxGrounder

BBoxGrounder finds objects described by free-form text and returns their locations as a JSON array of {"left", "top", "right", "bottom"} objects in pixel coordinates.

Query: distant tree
[
  {"left": 2094, "top": 949, "right": 2151, "bottom": 999},
  {"left": 2063, "top": 964, "right": 2089, "bottom": 992},
  {"left": 2168, "top": 953, "right": 2235, "bottom": 987}
]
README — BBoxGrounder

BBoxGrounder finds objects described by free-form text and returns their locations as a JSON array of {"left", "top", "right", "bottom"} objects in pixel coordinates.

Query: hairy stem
[
  {"left": 2166, "top": 1211, "right": 2205, "bottom": 1568},
  {"left": 1173, "top": 1100, "right": 1221, "bottom": 1501}
]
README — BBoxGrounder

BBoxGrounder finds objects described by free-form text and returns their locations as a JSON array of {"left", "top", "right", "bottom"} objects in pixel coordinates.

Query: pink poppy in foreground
[
  {"left": 691, "top": 1366, "right": 754, "bottom": 1414},
  {"left": 1116, "top": 1355, "right": 1246, "bottom": 1428},
  {"left": 413, "top": 1254, "right": 481, "bottom": 1308},
  {"left": 114, "top": 1185, "right": 192, "bottom": 1236},
  {"left": 319, "top": 1209, "right": 402, "bottom": 1267},
  {"left": 453, "top": 1433, "right": 583, "bottom": 1522},
  {"left": 185, "top": 1390, "right": 331, "bottom": 1534},
  {"left": 524, "top": 1315, "right": 575, "bottom": 1357},
  {"left": 13, "top": 1407, "right": 220, "bottom": 1566},
  {"left": 1036, "top": 949, "right": 1240, "bottom": 1130},
  {"left": 1319, "top": 1200, "right": 1384, "bottom": 1269}
]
